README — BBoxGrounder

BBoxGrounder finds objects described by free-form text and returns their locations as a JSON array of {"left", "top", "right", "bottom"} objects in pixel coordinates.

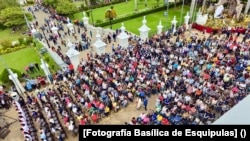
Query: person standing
[
  {"left": 107, "top": 33, "right": 112, "bottom": 43},
  {"left": 89, "top": 30, "right": 92, "bottom": 38},
  {"left": 35, "top": 63, "right": 40, "bottom": 71},
  {"left": 112, "top": 32, "right": 117, "bottom": 42},
  {"left": 136, "top": 97, "right": 142, "bottom": 110},
  {"left": 143, "top": 97, "right": 148, "bottom": 111}
]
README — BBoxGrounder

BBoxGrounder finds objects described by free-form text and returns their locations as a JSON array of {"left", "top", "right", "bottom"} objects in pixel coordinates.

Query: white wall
[{"left": 213, "top": 95, "right": 250, "bottom": 125}]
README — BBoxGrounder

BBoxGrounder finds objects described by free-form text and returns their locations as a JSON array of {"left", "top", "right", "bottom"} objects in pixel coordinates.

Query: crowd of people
[
  {"left": 2, "top": 2, "right": 250, "bottom": 141},
  {"left": 49, "top": 22, "right": 249, "bottom": 126},
  {"left": 125, "top": 26, "right": 250, "bottom": 125}
]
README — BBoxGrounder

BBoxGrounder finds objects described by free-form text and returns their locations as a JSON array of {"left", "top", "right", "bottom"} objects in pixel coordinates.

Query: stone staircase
[{"left": 0, "top": 127, "right": 10, "bottom": 139}]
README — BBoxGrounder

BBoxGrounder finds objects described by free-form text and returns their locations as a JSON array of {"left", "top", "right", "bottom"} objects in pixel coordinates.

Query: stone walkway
[{"left": 29, "top": 6, "right": 117, "bottom": 59}]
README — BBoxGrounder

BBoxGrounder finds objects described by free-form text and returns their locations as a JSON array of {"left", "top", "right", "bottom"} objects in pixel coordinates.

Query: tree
[
  {"left": 89, "top": 0, "right": 99, "bottom": 6},
  {"left": 105, "top": 6, "right": 117, "bottom": 29},
  {"left": 0, "top": 0, "right": 18, "bottom": 10},
  {"left": 56, "top": 0, "right": 77, "bottom": 15},
  {"left": 0, "top": 7, "right": 33, "bottom": 27},
  {"left": 43, "top": 0, "right": 58, "bottom": 8},
  {"left": 105, "top": 6, "right": 117, "bottom": 20}
]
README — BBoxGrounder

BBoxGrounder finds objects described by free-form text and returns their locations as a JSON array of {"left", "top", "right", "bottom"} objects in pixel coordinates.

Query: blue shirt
[
  {"left": 140, "top": 91, "right": 145, "bottom": 98},
  {"left": 143, "top": 98, "right": 148, "bottom": 106}
]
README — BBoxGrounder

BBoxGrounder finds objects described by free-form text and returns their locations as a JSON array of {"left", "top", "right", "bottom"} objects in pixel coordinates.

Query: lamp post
[
  {"left": 90, "top": 10, "right": 94, "bottom": 25},
  {"left": 108, "top": 10, "right": 112, "bottom": 29},
  {"left": 180, "top": 0, "right": 185, "bottom": 26},
  {"left": 87, "top": 3, "right": 94, "bottom": 25},
  {"left": 191, "top": 0, "right": 198, "bottom": 25},
  {"left": 189, "top": 0, "right": 198, "bottom": 32},
  {"left": 164, "top": 0, "right": 169, "bottom": 29}
]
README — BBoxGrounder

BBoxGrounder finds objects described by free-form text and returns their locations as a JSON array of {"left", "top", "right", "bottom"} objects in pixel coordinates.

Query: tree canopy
[
  {"left": 105, "top": 6, "right": 117, "bottom": 20},
  {"left": 43, "top": 0, "right": 58, "bottom": 8},
  {"left": 0, "top": 7, "right": 33, "bottom": 27},
  {"left": 55, "top": 0, "right": 77, "bottom": 15},
  {"left": 0, "top": 0, "right": 18, "bottom": 10}
]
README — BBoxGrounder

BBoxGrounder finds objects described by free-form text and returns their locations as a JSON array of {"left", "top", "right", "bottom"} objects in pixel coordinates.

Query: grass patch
[
  {"left": 0, "top": 27, "right": 27, "bottom": 42},
  {"left": 0, "top": 44, "right": 60, "bottom": 85},
  {"left": 103, "top": 5, "right": 193, "bottom": 35},
  {"left": 33, "top": 40, "right": 61, "bottom": 74},
  {"left": 0, "top": 26, "right": 28, "bottom": 48},
  {"left": 0, "top": 47, "right": 43, "bottom": 79},
  {"left": 72, "top": 0, "right": 164, "bottom": 24}
]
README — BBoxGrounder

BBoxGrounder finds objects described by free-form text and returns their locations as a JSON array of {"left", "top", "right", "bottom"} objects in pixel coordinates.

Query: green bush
[
  {"left": 26, "top": 36, "right": 34, "bottom": 45},
  {"left": 78, "top": 4, "right": 85, "bottom": 11},
  {"left": 0, "top": 40, "right": 12, "bottom": 50},
  {"left": 96, "top": 19, "right": 103, "bottom": 24},
  {"left": 23, "top": 36, "right": 33, "bottom": 45},
  {"left": 18, "top": 37, "right": 24, "bottom": 45},
  {"left": 5, "top": 48, "right": 12, "bottom": 54},
  {"left": 0, "top": 50, "right": 4, "bottom": 55},
  {"left": 44, "top": 56, "right": 50, "bottom": 63},
  {"left": 0, "top": 45, "right": 27, "bottom": 55},
  {"left": 0, "top": 68, "right": 22, "bottom": 83},
  {"left": 27, "top": 0, "right": 34, "bottom": 4}
]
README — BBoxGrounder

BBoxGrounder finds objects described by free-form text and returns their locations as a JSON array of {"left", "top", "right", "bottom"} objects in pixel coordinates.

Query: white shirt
[{"left": 184, "top": 95, "right": 191, "bottom": 102}]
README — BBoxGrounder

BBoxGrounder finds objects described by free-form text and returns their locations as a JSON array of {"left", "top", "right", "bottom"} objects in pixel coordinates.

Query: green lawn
[
  {"left": 72, "top": 0, "right": 164, "bottom": 24},
  {"left": 0, "top": 44, "right": 60, "bottom": 85},
  {"left": 103, "top": 5, "right": 191, "bottom": 35},
  {"left": 0, "top": 26, "right": 28, "bottom": 48},
  {"left": 0, "top": 47, "right": 42, "bottom": 75},
  {"left": 0, "top": 47, "right": 43, "bottom": 85},
  {"left": 0, "top": 28, "right": 26, "bottom": 42}
]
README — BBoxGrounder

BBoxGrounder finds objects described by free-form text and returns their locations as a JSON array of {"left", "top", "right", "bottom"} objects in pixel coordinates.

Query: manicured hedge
[
  {"left": 79, "top": 0, "right": 127, "bottom": 11},
  {"left": 95, "top": 2, "right": 183, "bottom": 27},
  {"left": 0, "top": 46, "right": 27, "bottom": 55}
]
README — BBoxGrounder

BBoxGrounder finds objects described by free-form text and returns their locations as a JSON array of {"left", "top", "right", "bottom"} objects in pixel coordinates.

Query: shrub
[
  {"left": 27, "top": 0, "right": 34, "bottom": 4},
  {"left": 0, "top": 45, "right": 27, "bottom": 55},
  {"left": 0, "top": 50, "right": 7, "bottom": 55},
  {"left": 5, "top": 48, "right": 12, "bottom": 54},
  {"left": 0, "top": 40, "right": 12, "bottom": 50},
  {"left": 18, "top": 37, "right": 25, "bottom": 45},
  {"left": 26, "top": 36, "right": 34, "bottom": 45},
  {"left": 79, "top": 4, "right": 85, "bottom": 11},
  {"left": 22, "top": 36, "right": 33, "bottom": 45},
  {"left": 51, "top": 64, "right": 55, "bottom": 70},
  {"left": 0, "top": 68, "right": 22, "bottom": 84},
  {"left": 96, "top": 19, "right": 103, "bottom": 24},
  {"left": 44, "top": 56, "right": 50, "bottom": 63}
]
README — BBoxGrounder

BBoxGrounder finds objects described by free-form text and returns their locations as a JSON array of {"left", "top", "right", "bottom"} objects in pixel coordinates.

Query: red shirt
[
  {"left": 69, "top": 64, "right": 74, "bottom": 70},
  {"left": 79, "top": 119, "right": 86, "bottom": 125},
  {"left": 91, "top": 114, "right": 98, "bottom": 122}
]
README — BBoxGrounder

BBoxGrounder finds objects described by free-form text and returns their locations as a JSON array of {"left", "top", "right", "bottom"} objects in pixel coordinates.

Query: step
[{"left": 0, "top": 128, "right": 10, "bottom": 139}]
